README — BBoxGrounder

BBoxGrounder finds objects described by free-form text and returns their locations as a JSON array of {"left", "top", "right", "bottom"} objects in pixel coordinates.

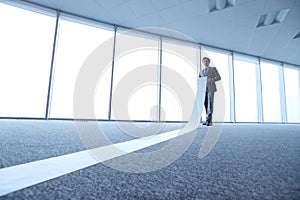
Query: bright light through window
[
  {"left": 1, "top": 3, "right": 299, "bottom": 124},
  {"left": 161, "top": 41, "right": 198, "bottom": 121},
  {"left": 234, "top": 58, "right": 258, "bottom": 122},
  {"left": 260, "top": 62, "right": 282, "bottom": 122},
  {"left": 284, "top": 67, "right": 300, "bottom": 122},
  {"left": 0, "top": 3, "right": 55, "bottom": 118},
  {"left": 111, "top": 33, "right": 159, "bottom": 121},
  {"left": 50, "top": 17, "right": 114, "bottom": 119}
]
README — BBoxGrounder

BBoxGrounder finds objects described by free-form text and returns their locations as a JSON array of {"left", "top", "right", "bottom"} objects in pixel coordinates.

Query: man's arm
[
  {"left": 213, "top": 67, "right": 221, "bottom": 82},
  {"left": 207, "top": 67, "right": 221, "bottom": 83}
]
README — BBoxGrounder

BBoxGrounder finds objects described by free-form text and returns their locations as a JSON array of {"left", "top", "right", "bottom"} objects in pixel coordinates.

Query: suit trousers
[{"left": 204, "top": 90, "right": 215, "bottom": 123}]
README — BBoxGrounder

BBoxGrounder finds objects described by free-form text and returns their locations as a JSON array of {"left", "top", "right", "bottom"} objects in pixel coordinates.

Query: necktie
[{"left": 204, "top": 68, "right": 208, "bottom": 76}]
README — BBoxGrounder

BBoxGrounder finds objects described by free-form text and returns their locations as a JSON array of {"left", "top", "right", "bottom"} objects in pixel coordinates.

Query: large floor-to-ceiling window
[
  {"left": 111, "top": 30, "right": 160, "bottom": 121},
  {"left": 260, "top": 61, "right": 283, "bottom": 122},
  {"left": 233, "top": 55, "right": 259, "bottom": 122},
  {"left": 50, "top": 15, "right": 114, "bottom": 119},
  {"left": 284, "top": 65, "right": 300, "bottom": 123},
  {"left": 0, "top": 3, "right": 56, "bottom": 118},
  {"left": 161, "top": 40, "right": 199, "bottom": 121}
]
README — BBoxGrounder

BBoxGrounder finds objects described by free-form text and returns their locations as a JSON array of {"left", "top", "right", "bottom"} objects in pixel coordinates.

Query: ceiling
[{"left": 21, "top": 0, "right": 300, "bottom": 66}]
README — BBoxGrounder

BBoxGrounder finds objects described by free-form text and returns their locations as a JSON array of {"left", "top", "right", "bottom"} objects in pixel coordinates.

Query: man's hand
[{"left": 207, "top": 77, "right": 214, "bottom": 83}]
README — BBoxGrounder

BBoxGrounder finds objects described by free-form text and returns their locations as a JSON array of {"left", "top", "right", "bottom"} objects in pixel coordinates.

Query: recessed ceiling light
[
  {"left": 208, "top": 0, "right": 236, "bottom": 13},
  {"left": 256, "top": 8, "right": 289, "bottom": 28},
  {"left": 293, "top": 31, "right": 300, "bottom": 39}
]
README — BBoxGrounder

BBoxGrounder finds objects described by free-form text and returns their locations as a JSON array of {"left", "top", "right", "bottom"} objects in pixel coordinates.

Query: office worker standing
[{"left": 199, "top": 57, "right": 221, "bottom": 126}]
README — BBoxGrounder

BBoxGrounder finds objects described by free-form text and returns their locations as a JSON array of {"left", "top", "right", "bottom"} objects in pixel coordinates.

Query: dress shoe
[
  {"left": 206, "top": 122, "right": 212, "bottom": 126},
  {"left": 202, "top": 122, "right": 207, "bottom": 125}
]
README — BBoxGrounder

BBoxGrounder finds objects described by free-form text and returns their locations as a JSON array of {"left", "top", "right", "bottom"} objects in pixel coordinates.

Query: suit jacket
[{"left": 199, "top": 66, "right": 221, "bottom": 92}]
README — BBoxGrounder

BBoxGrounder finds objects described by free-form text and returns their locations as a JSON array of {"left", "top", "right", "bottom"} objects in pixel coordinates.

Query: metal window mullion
[
  {"left": 256, "top": 58, "right": 263, "bottom": 123},
  {"left": 199, "top": 45, "right": 203, "bottom": 123},
  {"left": 230, "top": 52, "right": 236, "bottom": 123},
  {"left": 298, "top": 70, "right": 300, "bottom": 110},
  {"left": 158, "top": 37, "right": 163, "bottom": 122},
  {"left": 45, "top": 10, "right": 60, "bottom": 119},
  {"left": 108, "top": 26, "right": 117, "bottom": 120},
  {"left": 198, "top": 45, "right": 202, "bottom": 73},
  {"left": 297, "top": 70, "right": 300, "bottom": 123}
]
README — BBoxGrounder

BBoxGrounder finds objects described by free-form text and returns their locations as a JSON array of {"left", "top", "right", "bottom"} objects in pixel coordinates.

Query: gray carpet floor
[{"left": 0, "top": 120, "right": 299, "bottom": 199}]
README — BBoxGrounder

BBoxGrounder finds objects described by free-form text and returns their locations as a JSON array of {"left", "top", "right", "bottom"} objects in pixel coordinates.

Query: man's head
[{"left": 202, "top": 57, "right": 210, "bottom": 67}]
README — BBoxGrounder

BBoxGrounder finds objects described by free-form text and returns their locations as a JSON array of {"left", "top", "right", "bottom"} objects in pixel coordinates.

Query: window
[
  {"left": 111, "top": 31, "right": 160, "bottom": 121},
  {"left": 284, "top": 66, "right": 300, "bottom": 123},
  {"left": 233, "top": 56, "right": 259, "bottom": 122},
  {"left": 1, "top": 2, "right": 299, "bottom": 124},
  {"left": 161, "top": 40, "right": 198, "bottom": 121},
  {"left": 0, "top": 3, "right": 56, "bottom": 118},
  {"left": 260, "top": 61, "right": 282, "bottom": 122},
  {"left": 50, "top": 16, "right": 114, "bottom": 119}
]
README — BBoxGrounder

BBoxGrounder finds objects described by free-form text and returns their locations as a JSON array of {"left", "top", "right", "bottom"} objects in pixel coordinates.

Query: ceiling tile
[
  {"left": 149, "top": 0, "right": 192, "bottom": 11},
  {"left": 164, "top": 14, "right": 213, "bottom": 43},
  {"left": 126, "top": 0, "right": 156, "bottom": 18},
  {"left": 235, "top": 0, "right": 266, "bottom": 18},
  {"left": 190, "top": 31, "right": 212, "bottom": 44},
  {"left": 94, "top": 0, "right": 128, "bottom": 9},
  {"left": 209, "top": 23, "right": 234, "bottom": 43},
  {"left": 236, "top": 0, "right": 258, "bottom": 5},
  {"left": 159, "top": 0, "right": 207, "bottom": 25},
  {"left": 262, "top": 0, "right": 295, "bottom": 13},
  {"left": 289, "top": 46, "right": 300, "bottom": 64},
  {"left": 248, "top": 26, "right": 280, "bottom": 55},
  {"left": 129, "top": 12, "right": 167, "bottom": 28},
  {"left": 233, "top": 16, "right": 257, "bottom": 32},
  {"left": 164, "top": 13, "right": 211, "bottom": 30},
  {"left": 109, "top": 4, "right": 137, "bottom": 25},
  {"left": 210, "top": 7, "right": 235, "bottom": 26},
  {"left": 264, "top": 39, "right": 300, "bottom": 64},
  {"left": 228, "top": 30, "right": 254, "bottom": 52},
  {"left": 280, "top": 5, "right": 300, "bottom": 30}
]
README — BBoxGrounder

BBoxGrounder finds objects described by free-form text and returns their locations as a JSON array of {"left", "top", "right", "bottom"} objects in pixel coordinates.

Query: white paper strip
[{"left": 0, "top": 78, "right": 206, "bottom": 196}]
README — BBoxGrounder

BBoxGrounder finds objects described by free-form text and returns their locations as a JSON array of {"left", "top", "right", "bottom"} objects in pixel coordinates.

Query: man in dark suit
[{"left": 199, "top": 57, "right": 221, "bottom": 126}]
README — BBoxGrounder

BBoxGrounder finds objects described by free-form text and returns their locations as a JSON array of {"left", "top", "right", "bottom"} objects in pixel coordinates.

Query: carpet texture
[{"left": 0, "top": 120, "right": 299, "bottom": 199}]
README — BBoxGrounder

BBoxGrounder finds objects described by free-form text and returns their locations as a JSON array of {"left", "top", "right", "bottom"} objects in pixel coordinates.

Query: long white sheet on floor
[{"left": 0, "top": 78, "right": 206, "bottom": 196}]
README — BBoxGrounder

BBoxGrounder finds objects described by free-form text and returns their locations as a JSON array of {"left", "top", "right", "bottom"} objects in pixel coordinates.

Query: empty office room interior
[{"left": 0, "top": 0, "right": 299, "bottom": 199}]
